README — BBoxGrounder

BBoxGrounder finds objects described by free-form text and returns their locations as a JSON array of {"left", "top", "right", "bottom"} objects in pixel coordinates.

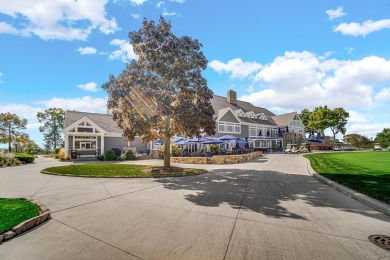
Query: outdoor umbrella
[
  {"left": 218, "top": 134, "right": 238, "bottom": 141},
  {"left": 188, "top": 137, "right": 209, "bottom": 153},
  {"left": 201, "top": 138, "right": 227, "bottom": 145},
  {"left": 155, "top": 139, "right": 164, "bottom": 145},
  {"left": 307, "top": 137, "right": 322, "bottom": 143}
]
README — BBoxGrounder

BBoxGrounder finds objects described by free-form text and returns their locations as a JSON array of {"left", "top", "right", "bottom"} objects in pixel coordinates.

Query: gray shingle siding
[{"left": 219, "top": 110, "right": 240, "bottom": 123}]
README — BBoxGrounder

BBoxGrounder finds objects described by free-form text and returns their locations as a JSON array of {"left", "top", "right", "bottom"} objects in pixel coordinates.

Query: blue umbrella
[
  {"left": 188, "top": 136, "right": 210, "bottom": 142},
  {"left": 218, "top": 134, "right": 238, "bottom": 140},
  {"left": 175, "top": 139, "right": 188, "bottom": 145},
  {"left": 202, "top": 138, "right": 227, "bottom": 145},
  {"left": 155, "top": 139, "right": 164, "bottom": 145},
  {"left": 307, "top": 137, "right": 322, "bottom": 143}
]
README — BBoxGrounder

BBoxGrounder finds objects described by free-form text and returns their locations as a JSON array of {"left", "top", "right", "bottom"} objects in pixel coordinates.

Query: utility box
[{"left": 70, "top": 150, "right": 78, "bottom": 159}]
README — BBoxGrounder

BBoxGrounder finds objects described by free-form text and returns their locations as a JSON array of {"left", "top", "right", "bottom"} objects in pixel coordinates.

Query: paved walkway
[{"left": 0, "top": 154, "right": 389, "bottom": 259}]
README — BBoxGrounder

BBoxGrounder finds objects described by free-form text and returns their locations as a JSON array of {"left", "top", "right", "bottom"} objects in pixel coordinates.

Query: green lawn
[
  {"left": 305, "top": 152, "right": 390, "bottom": 204},
  {"left": 0, "top": 198, "right": 40, "bottom": 234},
  {"left": 42, "top": 164, "right": 206, "bottom": 177}
]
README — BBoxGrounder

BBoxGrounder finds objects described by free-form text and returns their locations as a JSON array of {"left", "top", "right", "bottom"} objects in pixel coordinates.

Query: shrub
[
  {"left": 60, "top": 156, "right": 70, "bottom": 161},
  {"left": 13, "top": 158, "right": 21, "bottom": 166},
  {"left": 105, "top": 149, "right": 117, "bottom": 161},
  {"left": 54, "top": 154, "right": 61, "bottom": 159},
  {"left": 54, "top": 147, "right": 61, "bottom": 154},
  {"left": 0, "top": 159, "right": 4, "bottom": 167},
  {"left": 125, "top": 149, "right": 136, "bottom": 160},
  {"left": 210, "top": 144, "right": 220, "bottom": 153},
  {"left": 97, "top": 155, "right": 104, "bottom": 161},
  {"left": 59, "top": 148, "right": 65, "bottom": 158},
  {"left": 14, "top": 153, "right": 35, "bottom": 163}
]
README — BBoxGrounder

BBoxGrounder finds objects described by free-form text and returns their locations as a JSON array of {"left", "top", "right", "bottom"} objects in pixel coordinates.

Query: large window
[
  {"left": 218, "top": 122, "right": 241, "bottom": 134},
  {"left": 74, "top": 136, "right": 97, "bottom": 150}
]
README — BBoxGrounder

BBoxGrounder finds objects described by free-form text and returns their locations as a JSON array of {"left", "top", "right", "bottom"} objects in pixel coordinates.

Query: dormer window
[
  {"left": 257, "top": 113, "right": 267, "bottom": 120},
  {"left": 245, "top": 111, "right": 257, "bottom": 119},
  {"left": 234, "top": 109, "right": 246, "bottom": 117}
]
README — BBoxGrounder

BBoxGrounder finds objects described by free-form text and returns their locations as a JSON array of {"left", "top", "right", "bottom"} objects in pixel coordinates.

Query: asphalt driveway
[{"left": 0, "top": 154, "right": 389, "bottom": 259}]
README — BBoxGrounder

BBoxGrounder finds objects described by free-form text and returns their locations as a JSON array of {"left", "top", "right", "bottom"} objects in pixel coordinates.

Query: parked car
[
  {"left": 373, "top": 143, "right": 382, "bottom": 151},
  {"left": 285, "top": 144, "right": 300, "bottom": 154}
]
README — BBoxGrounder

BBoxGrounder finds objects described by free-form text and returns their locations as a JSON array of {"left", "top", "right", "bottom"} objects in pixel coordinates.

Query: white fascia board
[
  {"left": 63, "top": 116, "right": 106, "bottom": 134},
  {"left": 216, "top": 107, "right": 242, "bottom": 123}
]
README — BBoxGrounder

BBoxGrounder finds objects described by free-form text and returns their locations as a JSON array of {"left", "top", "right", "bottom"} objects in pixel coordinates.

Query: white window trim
[{"left": 218, "top": 121, "right": 241, "bottom": 134}]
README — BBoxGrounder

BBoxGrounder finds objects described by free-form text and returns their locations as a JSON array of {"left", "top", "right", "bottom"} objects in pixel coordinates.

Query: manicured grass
[
  {"left": 42, "top": 164, "right": 206, "bottom": 177},
  {"left": 0, "top": 198, "right": 40, "bottom": 234},
  {"left": 305, "top": 152, "right": 390, "bottom": 204}
]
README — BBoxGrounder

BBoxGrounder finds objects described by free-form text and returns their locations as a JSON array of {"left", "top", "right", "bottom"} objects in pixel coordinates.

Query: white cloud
[
  {"left": 131, "top": 13, "right": 141, "bottom": 19},
  {"left": 326, "top": 7, "right": 346, "bottom": 20},
  {"left": 375, "top": 88, "right": 390, "bottom": 102},
  {"left": 345, "top": 47, "right": 354, "bottom": 55},
  {"left": 348, "top": 111, "right": 367, "bottom": 124},
  {"left": 347, "top": 123, "right": 388, "bottom": 138},
  {"left": 162, "top": 8, "right": 176, "bottom": 16},
  {"left": 156, "top": 1, "right": 165, "bottom": 7},
  {"left": 334, "top": 19, "right": 390, "bottom": 37},
  {"left": 130, "top": 0, "right": 147, "bottom": 5},
  {"left": 0, "top": 0, "right": 119, "bottom": 41},
  {"left": 77, "top": 82, "right": 98, "bottom": 92},
  {"left": 171, "top": 0, "right": 185, "bottom": 3},
  {"left": 0, "top": 71, "right": 3, "bottom": 83},
  {"left": 37, "top": 96, "right": 108, "bottom": 114},
  {"left": 108, "top": 39, "right": 138, "bottom": 63},
  {"left": 0, "top": 22, "right": 22, "bottom": 35},
  {"left": 209, "top": 58, "right": 262, "bottom": 79},
  {"left": 246, "top": 85, "right": 254, "bottom": 93},
  {"left": 76, "top": 46, "right": 97, "bottom": 55},
  {"left": 239, "top": 51, "right": 390, "bottom": 111},
  {"left": 0, "top": 104, "right": 42, "bottom": 124}
]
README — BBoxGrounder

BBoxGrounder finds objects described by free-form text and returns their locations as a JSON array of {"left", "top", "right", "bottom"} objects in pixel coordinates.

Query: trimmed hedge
[
  {"left": 105, "top": 149, "right": 117, "bottom": 161},
  {"left": 125, "top": 149, "right": 136, "bottom": 160},
  {"left": 14, "top": 153, "right": 35, "bottom": 163}
]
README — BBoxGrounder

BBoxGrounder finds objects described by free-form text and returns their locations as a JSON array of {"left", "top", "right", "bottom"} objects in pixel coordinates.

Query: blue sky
[{"left": 1, "top": 0, "right": 390, "bottom": 147}]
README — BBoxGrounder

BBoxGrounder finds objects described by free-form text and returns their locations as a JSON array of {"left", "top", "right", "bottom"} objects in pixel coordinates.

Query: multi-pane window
[
  {"left": 218, "top": 122, "right": 241, "bottom": 134},
  {"left": 74, "top": 136, "right": 97, "bottom": 150}
]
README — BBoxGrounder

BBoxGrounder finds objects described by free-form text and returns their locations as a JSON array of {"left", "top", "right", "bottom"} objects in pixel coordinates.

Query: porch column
[
  {"left": 64, "top": 134, "right": 69, "bottom": 158},
  {"left": 100, "top": 134, "right": 105, "bottom": 156}
]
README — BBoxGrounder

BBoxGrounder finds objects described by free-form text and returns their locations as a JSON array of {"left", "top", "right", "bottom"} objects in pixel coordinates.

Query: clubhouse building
[{"left": 63, "top": 90, "right": 305, "bottom": 158}]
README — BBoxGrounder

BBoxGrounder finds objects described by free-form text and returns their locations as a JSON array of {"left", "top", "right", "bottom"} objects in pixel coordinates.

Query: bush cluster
[
  {"left": 125, "top": 149, "right": 136, "bottom": 160},
  {"left": 0, "top": 152, "right": 24, "bottom": 166},
  {"left": 14, "top": 153, "right": 35, "bottom": 163},
  {"left": 105, "top": 149, "right": 117, "bottom": 161}
]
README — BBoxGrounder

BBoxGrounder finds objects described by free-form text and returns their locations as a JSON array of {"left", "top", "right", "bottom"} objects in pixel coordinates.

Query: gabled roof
[
  {"left": 272, "top": 112, "right": 297, "bottom": 126},
  {"left": 211, "top": 95, "right": 277, "bottom": 125},
  {"left": 64, "top": 111, "right": 122, "bottom": 133}
]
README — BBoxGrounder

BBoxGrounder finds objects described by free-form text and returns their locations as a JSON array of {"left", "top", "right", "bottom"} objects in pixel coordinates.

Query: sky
[{"left": 1, "top": 0, "right": 390, "bottom": 147}]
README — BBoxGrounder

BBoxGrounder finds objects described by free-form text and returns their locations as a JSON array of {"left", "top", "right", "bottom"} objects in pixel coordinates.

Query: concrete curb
[
  {"left": 0, "top": 199, "right": 51, "bottom": 244},
  {"left": 302, "top": 156, "right": 390, "bottom": 217}
]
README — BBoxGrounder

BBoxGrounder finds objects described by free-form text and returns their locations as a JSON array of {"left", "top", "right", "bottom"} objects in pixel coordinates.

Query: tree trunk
[{"left": 163, "top": 134, "right": 171, "bottom": 169}]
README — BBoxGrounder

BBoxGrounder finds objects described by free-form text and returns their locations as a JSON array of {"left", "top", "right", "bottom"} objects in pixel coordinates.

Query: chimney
[{"left": 227, "top": 90, "right": 237, "bottom": 104}]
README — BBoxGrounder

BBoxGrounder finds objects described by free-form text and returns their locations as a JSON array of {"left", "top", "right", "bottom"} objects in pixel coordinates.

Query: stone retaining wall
[
  {"left": 212, "top": 151, "right": 262, "bottom": 164},
  {"left": 170, "top": 157, "right": 207, "bottom": 164},
  {"left": 170, "top": 151, "right": 262, "bottom": 164},
  {"left": 0, "top": 199, "right": 51, "bottom": 243}
]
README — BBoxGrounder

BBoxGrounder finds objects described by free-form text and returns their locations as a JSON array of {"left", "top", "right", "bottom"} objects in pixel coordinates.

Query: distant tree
[
  {"left": 37, "top": 108, "right": 65, "bottom": 150},
  {"left": 0, "top": 112, "right": 28, "bottom": 152},
  {"left": 308, "top": 106, "right": 331, "bottom": 137},
  {"left": 344, "top": 134, "right": 372, "bottom": 148},
  {"left": 23, "top": 140, "right": 42, "bottom": 155},
  {"left": 299, "top": 109, "right": 314, "bottom": 136},
  {"left": 13, "top": 132, "right": 30, "bottom": 153},
  {"left": 374, "top": 128, "right": 390, "bottom": 147},
  {"left": 328, "top": 107, "right": 349, "bottom": 140},
  {"left": 103, "top": 17, "right": 215, "bottom": 168}
]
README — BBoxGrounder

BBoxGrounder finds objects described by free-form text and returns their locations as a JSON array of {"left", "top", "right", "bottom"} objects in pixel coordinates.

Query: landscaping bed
[
  {"left": 0, "top": 198, "right": 39, "bottom": 234},
  {"left": 41, "top": 164, "right": 206, "bottom": 177},
  {"left": 305, "top": 152, "right": 390, "bottom": 204}
]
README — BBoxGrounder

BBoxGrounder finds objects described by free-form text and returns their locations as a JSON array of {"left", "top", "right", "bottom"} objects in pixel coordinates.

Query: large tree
[
  {"left": 103, "top": 17, "right": 215, "bottom": 168},
  {"left": 13, "top": 132, "right": 30, "bottom": 153},
  {"left": 344, "top": 134, "right": 371, "bottom": 148},
  {"left": 0, "top": 112, "right": 27, "bottom": 152},
  {"left": 37, "top": 108, "right": 65, "bottom": 150},
  {"left": 299, "top": 109, "right": 314, "bottom": 137},
  {"left": 328, "top": 107, "right": 349, "bottom": 140},
  {"left": 308, "top": 106, "right": 331, "bottom": 138},
  {"left": 374, "top": 128, "right": 390, "bottom": 147}
]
